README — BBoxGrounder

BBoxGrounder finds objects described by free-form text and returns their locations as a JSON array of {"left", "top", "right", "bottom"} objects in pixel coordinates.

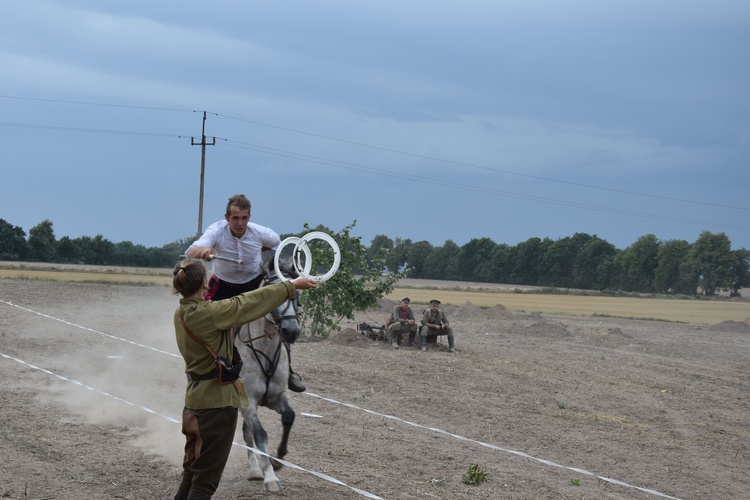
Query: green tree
[
  {"left": 299, "top": 221, "right": 402, "bottom": 338},
  {"left": 90, "top": 235, "right": 115, "bottom": 265},
  {"left": 0, "top": 219, "right": 29, "bottom": 260},
  {"left": 654, "top": 239, "right": 692, "bottom": 294},
  {"left": 573, "top": 237, "right": 618, "bottom": 290},
  {"left": 510, "top": 237, "right": 553, "bottom": 285},
  {"left": 423, "top": 240, "right": 460, "bottom": 280},
  {"left": 385, "top": 238, "right": 412, "bottom": 273},
  {"left": 56, "top": 236, "right": 80, "bottom": 263},
  {"left": 617, "top": 234, "right": 660, "bottom": 292},
  {"left": 366, "top": 234, "right": 393, "bottom": 270},
  {"left": 487, "top": 243, "right": 512, "bottom": 284},
  {"left": 457, "top": 237, "right": 497, "bottom": 282},
  {"left": 682, "top": 231, "right": 735, "bottom": 296},
  {"left": 541, "top": 233, "right": 595, "bottom": 287},
  {"left": 405, "top": 240, "right": 434, "bottom": 278},
  {"left": 729, "top": 249, "right": 750, "bottom": 296},
  {"left": 28, "top": 219, "right": 57, "bottom": 262},
  {"left": 114, "top": 241, "right": 150, "bottom": 266}
]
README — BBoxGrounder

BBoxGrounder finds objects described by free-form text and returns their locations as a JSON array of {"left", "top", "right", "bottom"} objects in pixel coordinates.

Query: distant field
[
  {"left": 1, "top": 262, "right": 748, "bottom": 325},
  {"left": 388, "top": 288, "right": 750, "bottom": 325}
]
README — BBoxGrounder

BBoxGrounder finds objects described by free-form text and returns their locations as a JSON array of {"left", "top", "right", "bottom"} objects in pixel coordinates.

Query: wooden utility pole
[{"left": 192, "top": 112, "right": 215, "bottom": 236}]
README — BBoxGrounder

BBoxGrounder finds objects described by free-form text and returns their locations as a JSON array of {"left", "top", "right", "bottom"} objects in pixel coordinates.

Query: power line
[
  {"left": 0, "top": 121, "right": 183, "bottom": 138},
  {"left": 3, "top": 94, "right": 749, "bottom": 221},
  {"left": 0, "top": 94, "right": 196, "bottom": 113},
  {"left": 217, "top": 112, "right": 750, "bottom": 213},
  {"left": 219, "top": 139, "right": 750, "bottom": 233}
]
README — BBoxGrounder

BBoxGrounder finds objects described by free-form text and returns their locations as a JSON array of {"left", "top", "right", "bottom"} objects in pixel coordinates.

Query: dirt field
[{"left": 1, "top": 278, "right": 748, "bottom": 499}]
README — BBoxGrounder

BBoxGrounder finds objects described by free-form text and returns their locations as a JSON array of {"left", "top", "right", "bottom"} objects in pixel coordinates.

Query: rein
[
  {"left": 235, "top": 270, "right": 300, "bottom": 405},
  {"left": 239, "top": 314, "right": 278, "bottom": 344}
]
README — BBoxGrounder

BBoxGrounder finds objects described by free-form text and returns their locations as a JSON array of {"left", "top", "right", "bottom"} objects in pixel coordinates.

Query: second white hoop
[{"left": 273, "top": 232, "right": 341, "bottom": 283}]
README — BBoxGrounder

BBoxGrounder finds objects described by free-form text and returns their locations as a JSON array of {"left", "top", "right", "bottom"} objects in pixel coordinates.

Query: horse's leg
[
  {"left": 243, "top": 408, "right": 283, "bottom": 492},
  {"left": 271, "top": 401, "right": 295, "bottom": 471},
  {"left": 239, "top": 408, "right": 264, "bottom": 481}
]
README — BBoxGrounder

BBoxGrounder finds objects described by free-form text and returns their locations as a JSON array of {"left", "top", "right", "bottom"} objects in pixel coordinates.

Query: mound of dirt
[
  {"left": 375, "top": 298, "right": 398, "bottom": 315},
  {"left": 513, "top": 320, "right": 572, "bottom": 338},
  {"left": 329, "top": 327, "right": 373, "bottom": 347},
  {"left": 708, "top": 320, "right": 750, "bottom": 333}
]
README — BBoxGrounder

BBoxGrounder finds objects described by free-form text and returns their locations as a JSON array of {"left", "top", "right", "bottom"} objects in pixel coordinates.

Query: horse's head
[{"left": 264, "top": 257, "right": 301, "bottom": 344}]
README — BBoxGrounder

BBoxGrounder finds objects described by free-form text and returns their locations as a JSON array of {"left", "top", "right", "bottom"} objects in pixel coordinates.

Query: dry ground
[{"left": 1, "top": 278, "right": 748, "bottom": 499}]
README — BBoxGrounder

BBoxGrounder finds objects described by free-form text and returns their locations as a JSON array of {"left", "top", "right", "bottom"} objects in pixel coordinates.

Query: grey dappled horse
[{"left": 233, "top": 259, "right": 301, "bottom": 492}]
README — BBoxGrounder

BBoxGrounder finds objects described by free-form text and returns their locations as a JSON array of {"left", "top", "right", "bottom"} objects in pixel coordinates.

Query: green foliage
[
  {"left": 0, "top": 218, "right": 29, "bottom": 260},
  {"left": 299, "top": 221, "right": 403, "bottom": 338},
  {"left": 570, "top": 478, "right": 581, "bottom": 486},
  {"left": 2, "top": 215, "right": 748, "bottom": 299},
  {"left": 462, "top": 463, "right": 487, "bottom": 485},
  {"left": 683, "top": 231, "right": 738, "bottom": 296},
  {"left": 28, "top": 219, "right": 57, "bottom": 262}
]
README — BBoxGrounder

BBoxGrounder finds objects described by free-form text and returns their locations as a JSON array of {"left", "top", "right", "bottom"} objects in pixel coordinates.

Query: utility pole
[{"left": 191, "top": 112, "right": 215, "bottom": 237}]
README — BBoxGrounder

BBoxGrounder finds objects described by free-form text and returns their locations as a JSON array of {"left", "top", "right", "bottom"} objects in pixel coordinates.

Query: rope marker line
[
  {"left": 303, "top": 392, "right": 683, "bottom": 500},
  {"left": 0, "top": 300, "right": 181, "bottom": 359},
  {"left": 0, "top": 351, "right": 382, "bottom": 500},
  {"left": 1, "top": 299, "right": 682, "bottom": 499}
]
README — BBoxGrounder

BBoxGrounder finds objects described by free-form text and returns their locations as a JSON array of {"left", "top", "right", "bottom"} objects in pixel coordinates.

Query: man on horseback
[{"left": 186, "top": 194, "right": 307, "bottom": 392}]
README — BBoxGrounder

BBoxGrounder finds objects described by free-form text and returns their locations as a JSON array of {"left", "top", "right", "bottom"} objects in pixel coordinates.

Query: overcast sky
[{"left": 2, "top": 0, "right": 749, "bottom": 252}]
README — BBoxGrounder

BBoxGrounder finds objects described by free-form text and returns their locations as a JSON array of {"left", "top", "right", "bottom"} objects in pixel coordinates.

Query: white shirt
[{"left": 187, "top": 220, "right": 280, "bottom": 284}]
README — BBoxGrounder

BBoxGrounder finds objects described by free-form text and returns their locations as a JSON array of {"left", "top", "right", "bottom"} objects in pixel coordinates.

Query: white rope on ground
[
  {"left": 0, "top": 300, "right": 181, "bottom": 359},
  {"left": 302, "top": 392, "right": 683, "bottom": 500},
  {"left": 1, "top": 299, "right": 682, "bottom": 500},
  {"left": 0, "top": 351, "right": 383, "bottom": 500}
]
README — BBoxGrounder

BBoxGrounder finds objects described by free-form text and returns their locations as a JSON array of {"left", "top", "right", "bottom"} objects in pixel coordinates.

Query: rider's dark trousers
[{"left": 176, "top": 406, "right": 238, "bottom": 499}]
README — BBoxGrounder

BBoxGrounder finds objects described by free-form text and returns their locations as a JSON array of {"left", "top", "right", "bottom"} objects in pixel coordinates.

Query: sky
[{"left": 1, "top": 0, "right": 749, "bottom": 253}]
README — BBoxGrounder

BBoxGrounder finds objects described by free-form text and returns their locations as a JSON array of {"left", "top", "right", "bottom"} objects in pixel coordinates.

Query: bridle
[{"left": 234, "top": 272, "right": 301, "bottom": 400}]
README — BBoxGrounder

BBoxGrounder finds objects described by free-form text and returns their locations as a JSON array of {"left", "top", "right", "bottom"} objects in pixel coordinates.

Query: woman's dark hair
[{"left": 172, "top": 259, "right": 207, "bottom": 297}]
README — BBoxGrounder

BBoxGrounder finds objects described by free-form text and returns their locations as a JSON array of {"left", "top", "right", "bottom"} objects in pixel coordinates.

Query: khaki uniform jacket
[{"left": 174, "top": 281, "right": 296, "bottom": 410}]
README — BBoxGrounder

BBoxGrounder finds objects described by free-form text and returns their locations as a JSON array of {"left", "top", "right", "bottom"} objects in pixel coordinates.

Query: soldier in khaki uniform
[
  {"left": 172, "top": 259, "right": 316, "bottom": 500},
  {"left": 387, "top": 297, "right": 417, "bottom": 348},
  {"left": 420, "top": 299, "right": 455, "bottom": 353}
]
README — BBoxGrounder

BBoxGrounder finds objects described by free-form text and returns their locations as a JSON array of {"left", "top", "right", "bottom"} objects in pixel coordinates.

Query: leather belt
[{"left": 186, "top": 370, "right": 219, "bottom": 382}]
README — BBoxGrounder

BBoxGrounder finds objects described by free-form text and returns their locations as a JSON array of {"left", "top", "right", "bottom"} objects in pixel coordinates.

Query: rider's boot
[
  {"left": 448, "top": 335, "right": 456, "bottom": 353},
  {"left": 391, "top": 332, "right": 400, "bottom": 349},
  {"left": 284, "top": 341, "right": 306, "bottom": 392},
  {"left": 288, "top": 372, "right": 306, "bottom": 392}
]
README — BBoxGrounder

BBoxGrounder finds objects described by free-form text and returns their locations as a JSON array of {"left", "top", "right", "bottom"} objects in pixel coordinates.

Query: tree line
[
  {"left": 367, "top": 231, "right": 750, "bottom": 297},
  {"left": 2, "top": 218, "right": 749, "bottom": 297}
]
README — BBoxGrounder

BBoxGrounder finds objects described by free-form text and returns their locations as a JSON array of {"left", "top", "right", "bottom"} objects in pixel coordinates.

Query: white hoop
[
  {"left": 273, "top": 232, "right": 341, "bottom": 283},
  {"left": 274, "top": 237, "right": 312, "bottom": 282},
  {"left": 294, "top": 231, "right": 341, "bottom": 283}
]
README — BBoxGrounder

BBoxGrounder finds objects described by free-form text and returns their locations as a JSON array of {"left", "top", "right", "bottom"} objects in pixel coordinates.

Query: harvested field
[{"left": 1, "top": 273, "right": 749, "bottom": 499}]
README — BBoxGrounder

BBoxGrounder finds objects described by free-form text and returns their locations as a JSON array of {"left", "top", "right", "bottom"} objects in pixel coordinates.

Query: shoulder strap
[{"left": 179, "top": 312, "right": 218, "bottom": 360}]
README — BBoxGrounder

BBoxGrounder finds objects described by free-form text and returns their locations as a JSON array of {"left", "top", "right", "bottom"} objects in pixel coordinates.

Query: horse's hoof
[
  {"left": 263, "top": 480, "right": 283, "bottom": 493},
  {"left": 247, "top": 470, "right": 264, "bottom": 481},
  {"left": 271, "top": 458, "right": 285, "bottom": 471}
]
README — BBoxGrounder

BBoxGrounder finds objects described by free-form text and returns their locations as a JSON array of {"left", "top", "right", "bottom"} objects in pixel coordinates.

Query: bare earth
[{"left": 1, "top": 279, "right": 748, "bottom": 500}]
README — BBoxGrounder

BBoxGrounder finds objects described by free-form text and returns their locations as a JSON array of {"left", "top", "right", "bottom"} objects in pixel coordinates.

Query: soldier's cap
[
  {"left": 401, "top": 297, "right": 410, "bottom": 303},
  {"left": 430, "top": 299, "right": 441, "bottom": 305}
]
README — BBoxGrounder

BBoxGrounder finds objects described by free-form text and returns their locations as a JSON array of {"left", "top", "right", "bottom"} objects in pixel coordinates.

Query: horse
[{"left": 232, "top": 258, "right": 301, "bottom": 492}]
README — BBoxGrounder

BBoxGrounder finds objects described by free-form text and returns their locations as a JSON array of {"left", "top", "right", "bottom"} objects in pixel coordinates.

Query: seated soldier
[
  {"left": 420, "top": 299, "right": 455, "bottom": 353},
  {"left": 387, "top": 297, "right": 417, "bottom": 349}
]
